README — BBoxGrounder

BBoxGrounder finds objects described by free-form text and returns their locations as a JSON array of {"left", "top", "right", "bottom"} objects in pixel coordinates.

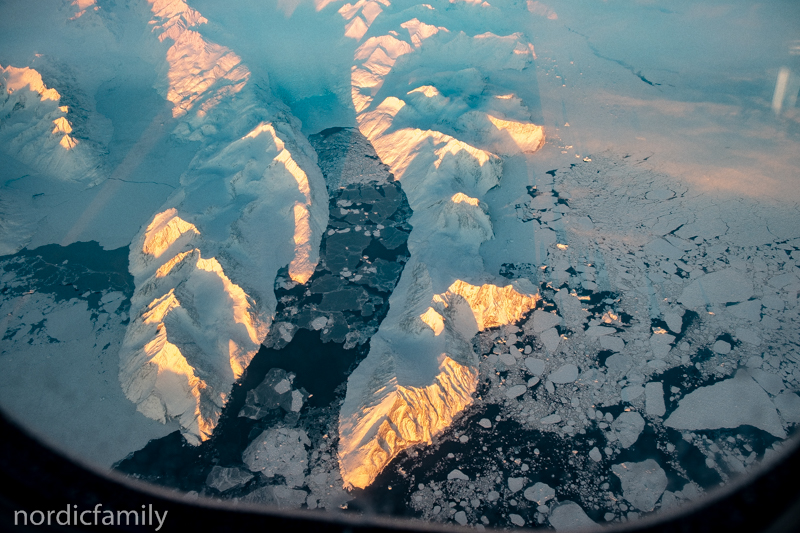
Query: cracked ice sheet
[
  {"left": 0, "top": 293, "right": 178, "bottom": 467},
  {"left": 530, "top": 0, "right": 800, "bottom": 203}
]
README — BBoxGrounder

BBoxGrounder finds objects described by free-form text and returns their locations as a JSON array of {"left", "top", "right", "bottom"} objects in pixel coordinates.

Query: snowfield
[{"left": 1, "top": 0, "right": 800, "bottom": 528}]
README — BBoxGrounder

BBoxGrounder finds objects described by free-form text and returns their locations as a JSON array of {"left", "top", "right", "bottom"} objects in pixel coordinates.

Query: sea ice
[
  {"left": 679, "top": 268, "right": 753, "bottom": 308},
  {"left": 599, "top": 336, "right": 625, "bottom": 352},
  {"left": 665, "top": 371, "right": 786, "bottom": 438},
  {"left": 589, "top": 447, "right": 602, "bottom": 462},
  {"left": 540, "top": 328, "right": 561, "bottom": 353},
  {"left": 549, "top": 364, "right": 579, "bottom": 384},
  {"left": 206, "top": 466, "right": 253, "bottom": 493},
  {"left": 448, "top": 469, "right": 469, "bottom": 481},
  {"left": 523, "top": 482, "right": 555, "bottom": 505},
  {"left": 609, "top": 412, "right": 645, "bottom": 448},
  {"left": 531, "top": 310, "right": 561, "bottom": 333},
  {"left": 541, "top": 414, "right": 562, "bottom": 425},
  {"left": 506, "top": 385, "right": 528, "bottom": 398},
  {"left": 242, "top": 427, "right": 310, "bottom": 488},
  {"left": 611, "top": 459, "right": 668, "bottom": 512},
  {"left": 773, "top": 393, "right": 800, "bottom": 423},
  {"left": 645, "top": 382, "right": 666, "bottom": 417},
  {"left": 508, "top": 477, "right": 525, "bottom": 493},
  {"left": 524, "top": 357, "right": 546, "bottom": 375},
  {"left": 549, "top": 502, "right": 597, "bottom": 530}
]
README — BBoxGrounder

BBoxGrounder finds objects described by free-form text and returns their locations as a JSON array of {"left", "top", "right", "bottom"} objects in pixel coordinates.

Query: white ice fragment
[
  {"left": 660, "top": 491, "right": 678, "bottom": 511},
  {"left": 524, "top": 357, "right": 545, "bottom": 375},
  {"left": 736, "top": 327, "right": 761, "bottom": 346},
  {"left": 540, "top": 414, "right": 562, "bottom": 425},
  {"left": 644, "top": 238, "right": 683, "bottom": 261},
  {"left": 448, "top": 469, "right": 469, "bottom": 481},
  {"left": 478, "top": 418, "right": 492, "bottom": 428},
  {"left": 762, "top": 294, "right": 785, "bottom": 311},
  {"left": 663, "top": 311, "right": 683, "bottom": 334},
  {"left": 531, "top": 310, "right": 562, "bottom": 333},
  {"left": 679, "top": 268, "right": 753, "bottom": 308},
  {"left": 650, "top": 333, "right": 675, "bottom": 358},
  {"left": 454, "top": 511, "right": 467, "bottom": 525},
  {"left": 549, "top": 363, "right": 578, "bottom": 384},
  {"left": 712, "top": 340, "right": 731, "bottom": 354},
  {"left": 44, "top": 301, "right": 94, "bottom": 342},
  {"left": 773, "top": 392, "right": 800, "bottom": 423},
  {"left": 606, "top": 353, "right": 632, "bottom": 374},
  {"left": 585, "top": 326, "right": 614, "bottom": 338},
  {"left": 549, "top": 501, "right": 597, "bottom": 531},
  {"left": 290, "top": 390, "right": 304, "bottom": 412},
  {"left": 506, "top": 384, "right": 528, "bottom": 398},
  {"left": 599, "top": 336, "right": 625, "bottom": 352},
  {"left": 274, "top": 379, "right": 291, "bottom": 394},
  {"left": 242, "top": 428, "right": 310, "bottom": 487},
  {"left": 665, "top": 371, "right": 786, "bottom": 438},
  {"left": 750, "top": 369, "right": 784, "bottom": 395},
  {"left": 746, "top": 356, "right": 763, "bottom": 368},
  {"left": 609, "top": 412, "right": 645, "bottom": 448},
  {"left": 621, "top": 385, "right": 644, "bottom": 403},
  {"left": 611, "top": 459, "right": 668, "bottom": 512},
  {"left": 206, "top": 466, "right": 253, "bottom": 492},
  {"left": 508, "top": 477, "right": 525, "bottom": 493},
  {"left": 523, "top": 482, "right": 555, "bottom": 504},
  {"left": 589, "top": 447, "right": 602, "bottom": 462},
  {"left": 500, "top": 352, "right": 517, "bottom": 366},
  {"left": 310, "top": 316, "right": 329, "bottom": 330},
  {"left": 768, "top": 273, "right": 797, "bottom": 289},
  {"left": 761, "top": 316, "right": 780, "bottom": 329},
  {"left": 528, "top": 376, "right": 540, "bottom": 387},
  {"left": 727, "top": 300, "right": 762, "bottom": 322},
  {"left": 540, "top": 328, "right": 561, "bottom": 352},
  {"left": 509, "top": 514, "right": 525, "bottom": 527},
  {"left": 645, "top": 382, "right": 666, "bottom": 417}
]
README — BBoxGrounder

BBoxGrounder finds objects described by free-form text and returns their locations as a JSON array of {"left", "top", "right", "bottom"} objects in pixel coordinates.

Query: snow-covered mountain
[
  {"left": 336, "top": 0, "right": 547, "bottom": 488},
  {"left": 2, "top": 0, "right": 800, "bottom": 527},
  {"left": 118, "top": 0, "right": 328, "bottom": 444}
]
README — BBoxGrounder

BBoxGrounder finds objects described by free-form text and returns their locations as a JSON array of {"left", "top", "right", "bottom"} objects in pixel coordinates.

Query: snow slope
[
  {"left": 118, "top": 0, "right": 329, "bottom": 444},
  {"left": 0, "top": 64, "right": 92, "bottom": 175}
]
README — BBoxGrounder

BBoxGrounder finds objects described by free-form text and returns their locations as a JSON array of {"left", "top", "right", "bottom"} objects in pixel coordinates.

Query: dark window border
[{"left": 1, "top": 409, "right": 799, "bottom": 532}]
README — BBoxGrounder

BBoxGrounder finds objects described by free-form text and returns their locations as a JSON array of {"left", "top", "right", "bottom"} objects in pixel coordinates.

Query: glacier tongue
[{"left": 118, "top": 0, "right": 328, "bottom": 445}]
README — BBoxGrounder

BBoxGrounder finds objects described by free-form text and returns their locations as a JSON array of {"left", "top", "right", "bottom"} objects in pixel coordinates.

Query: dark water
[
  {"left": 0, "top": 241, "right": 133, "bottom": 303},
  {"left": 116, "top": 127, "right": 415, "bottom": 500}
]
